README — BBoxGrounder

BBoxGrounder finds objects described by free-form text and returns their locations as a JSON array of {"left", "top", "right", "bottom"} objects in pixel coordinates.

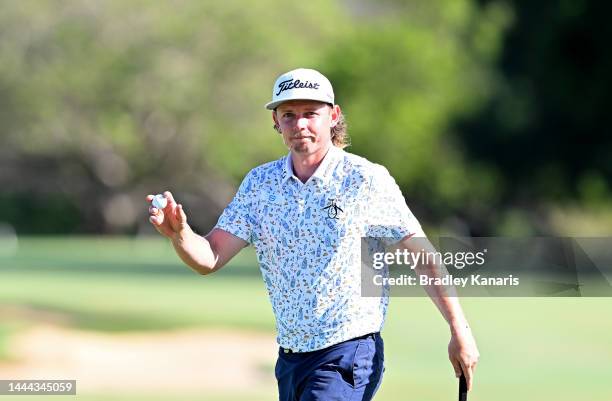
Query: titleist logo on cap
[{"left": 276, "top": 79, "right": 320, "bottom": 96}]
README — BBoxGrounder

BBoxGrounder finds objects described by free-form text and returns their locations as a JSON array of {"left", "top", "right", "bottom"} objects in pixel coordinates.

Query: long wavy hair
[{"left": 330, "top": 112, "right": 350, "bottom": 149}]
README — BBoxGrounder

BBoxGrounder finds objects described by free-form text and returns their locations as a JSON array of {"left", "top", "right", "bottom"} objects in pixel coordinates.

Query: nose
[{"left": 296, "top": 116, "right": 308, "bottom": 130}]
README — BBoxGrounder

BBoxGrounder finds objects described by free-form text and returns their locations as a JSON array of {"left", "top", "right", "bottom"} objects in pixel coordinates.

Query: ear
[
  {"left": 330, "top": 104, "right": 341, "bottom": 127},
  {"left": 272, "top": 111, "right": 281, "bottom": 134},
  {"left": 272, "top": 110, "right": 279, "bottom": 125}
]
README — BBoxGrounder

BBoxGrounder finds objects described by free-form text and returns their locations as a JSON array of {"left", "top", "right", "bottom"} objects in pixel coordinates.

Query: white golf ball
[{"left": 152, "top": 194, "right": 168, "bottom": 209}]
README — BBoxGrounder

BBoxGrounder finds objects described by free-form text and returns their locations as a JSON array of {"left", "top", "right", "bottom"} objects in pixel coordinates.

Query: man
[{"left": 147, "top": 68, "right": 479, "bottom": 400}]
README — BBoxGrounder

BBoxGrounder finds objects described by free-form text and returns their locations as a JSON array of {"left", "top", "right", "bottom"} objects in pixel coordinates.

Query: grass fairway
[{"left": 1, "top": 237, "right": 611, "bottom": 400}]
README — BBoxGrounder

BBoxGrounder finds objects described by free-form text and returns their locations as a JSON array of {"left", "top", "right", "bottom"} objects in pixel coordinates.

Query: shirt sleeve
[
  {"left": 214, "top": 170, "right": 257, "bottom": 244},
  {"left": 366, "top": 165, "right": 426, "bottom": 245}
]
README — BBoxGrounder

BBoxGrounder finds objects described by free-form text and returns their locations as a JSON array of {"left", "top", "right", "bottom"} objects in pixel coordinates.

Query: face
[{"left": 273, "top": 100, "right": 341, "bottom": 156}]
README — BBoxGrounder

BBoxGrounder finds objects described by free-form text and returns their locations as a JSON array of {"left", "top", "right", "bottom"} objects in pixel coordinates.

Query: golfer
[{"left": 147, "top": 68, "right": 479, "bottom": 400}]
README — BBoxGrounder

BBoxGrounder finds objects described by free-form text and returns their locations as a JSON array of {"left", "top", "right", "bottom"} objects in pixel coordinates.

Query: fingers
[
  {"left": 449, "top": 349, "right": 478, "bottom": 391},
  {"left": 148, "top": 207, "right": 164, "bottom": 225},
  {"left": 458, "top": 356, "right": 478, "bottom": 391},
  {"left": 148, "top": 214, "right": 160, "bottom": 226},
  {"left": 450, "top": 357, "right": 463, "bottom": 378},
  {"left": 164, "top": 191, "right": 177, "bottom": 208},
  {"left": 146, "top": 191, "right": 175, "bottom": 205},
  {"left": 146, "top": 193, "right": 164, "bottom": 228},
  {"left": 449, "top": 330, "right": 479, "bottom": 392},
  {"left": 176, "top": 204, "right": 187, "bottom": 225},
  {"left": 148, "top": 205, "right": 175, "bottom": 238},
  {"left": 146, "top": 191, "right": 186, "bottom": 237},
  {"left": 459, "top": 359, "right": 473, "bottom": 391}
]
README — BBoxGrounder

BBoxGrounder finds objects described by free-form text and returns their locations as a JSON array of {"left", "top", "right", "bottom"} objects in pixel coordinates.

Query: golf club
[{"left": 458, "top": 373, "right": 467, "bottom": 401}]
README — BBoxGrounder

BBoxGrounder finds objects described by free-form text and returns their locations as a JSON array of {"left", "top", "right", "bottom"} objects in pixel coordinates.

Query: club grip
[{"left": 458, "top": 373, "right": 468, "bottom": 401}]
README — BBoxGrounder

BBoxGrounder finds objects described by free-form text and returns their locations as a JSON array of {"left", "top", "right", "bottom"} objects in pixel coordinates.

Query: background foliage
[{"left": 4, "top": 0, "right": 608, "bottom": 236}]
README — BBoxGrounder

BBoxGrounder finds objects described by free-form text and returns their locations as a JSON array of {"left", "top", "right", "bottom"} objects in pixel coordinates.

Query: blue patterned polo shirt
[{"left": 215, "top": 146, "right": 425, "bottom": 352}]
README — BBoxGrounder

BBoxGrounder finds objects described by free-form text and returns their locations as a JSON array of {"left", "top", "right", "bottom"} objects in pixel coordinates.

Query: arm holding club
[{"left": 395, "top": 235, "right": 480, "bottom": 391}]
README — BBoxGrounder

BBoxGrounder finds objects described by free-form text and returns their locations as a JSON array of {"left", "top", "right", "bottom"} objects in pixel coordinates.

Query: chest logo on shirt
[{"left": 322, "top": 198, "right": 344, "bottom": 219}]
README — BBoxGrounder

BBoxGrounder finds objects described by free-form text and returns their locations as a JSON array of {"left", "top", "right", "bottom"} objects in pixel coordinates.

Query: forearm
[
  {"left": 171, "top": 227, "right": 219, "bottom": 275},
  {"left": 413, "top": 256, "right": 479, "bottom": 387},
  {"left": 414, "top": 260, "right": 469, "bottom": 332}
]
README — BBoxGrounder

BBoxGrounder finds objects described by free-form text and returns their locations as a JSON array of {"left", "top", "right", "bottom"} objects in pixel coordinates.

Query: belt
[{"left": 281, "top": 332, "right": 378, "bottom": 354}]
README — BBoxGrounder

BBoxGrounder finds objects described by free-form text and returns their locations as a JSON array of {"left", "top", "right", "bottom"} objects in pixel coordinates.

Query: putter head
[{"left": 458, "top": 373, "right": 468, "bottom": 401}]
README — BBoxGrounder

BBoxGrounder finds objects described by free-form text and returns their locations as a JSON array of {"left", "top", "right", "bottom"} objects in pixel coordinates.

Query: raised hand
[{"left": 146, "top": 191, "right": 189, "bottom": 239}]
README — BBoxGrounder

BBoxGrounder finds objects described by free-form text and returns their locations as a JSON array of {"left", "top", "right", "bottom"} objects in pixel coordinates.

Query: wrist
[
  {"left": 172, "top": 225, "right": 193, "bottom": 244},
  {"left": 450, "top": 320, "right": 470, "bottom": 335}
]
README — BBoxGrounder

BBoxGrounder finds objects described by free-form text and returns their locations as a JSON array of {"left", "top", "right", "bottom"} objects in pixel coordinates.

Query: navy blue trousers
[{"left": 276, "top": 333, "right": 385, "bottom": 401}]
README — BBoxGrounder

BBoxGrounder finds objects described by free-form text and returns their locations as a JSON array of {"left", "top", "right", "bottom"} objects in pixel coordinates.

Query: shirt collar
[{"left": 281, "top": 146, "right": 342, "bottom": 185}]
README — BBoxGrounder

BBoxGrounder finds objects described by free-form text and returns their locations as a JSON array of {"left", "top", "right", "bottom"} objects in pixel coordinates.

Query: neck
[{"left": 291, "top": 144, "right": 333, "bottom": 183}]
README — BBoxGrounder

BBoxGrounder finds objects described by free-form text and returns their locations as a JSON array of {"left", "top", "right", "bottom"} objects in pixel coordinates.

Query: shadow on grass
[
  {"left": 1, "top": 302, "right": 193, "bottom": 332},
  {"left": 0, "top": 260, "right": 262, "bottom": 277},
  {"left": 0, "top": 301, "right": 274, "bottom": 333},
  {"left": 0, "top": 237, "right": 262, "bottom": 277}
]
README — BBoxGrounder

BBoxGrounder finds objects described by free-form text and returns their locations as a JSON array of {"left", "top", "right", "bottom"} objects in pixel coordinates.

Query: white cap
[{"left": 265, "top": 68, "right": 335, "bottom": 110}]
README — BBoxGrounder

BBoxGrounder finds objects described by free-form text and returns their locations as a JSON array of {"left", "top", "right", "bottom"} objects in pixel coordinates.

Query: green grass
[
  {"left": 1, "top": 237, "right": 612, "bottom": 401},
  {"left": 381, "top": 298, "right": 612, "bottom": 401},
  {"left": 0, "top": 236, "right": 273, "bottom": 332},
  {"left": 0, "top": 271, "right": 275, "bottom": 331}
]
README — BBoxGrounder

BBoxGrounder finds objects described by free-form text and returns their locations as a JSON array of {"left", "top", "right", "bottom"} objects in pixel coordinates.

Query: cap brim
[
  {"left": 264, "top": 100, "right": 282, "bottom": 110},
  {"left": 264, "top": 97, "right": 334, "bottom": 110}
]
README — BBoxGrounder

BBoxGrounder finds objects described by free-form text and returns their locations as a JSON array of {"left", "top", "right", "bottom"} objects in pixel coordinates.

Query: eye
[
  {"left": 282, "top": 112, "right": 295, "bottom": 118},
  {"left": 305, "top": 111, "right": 317, "bottom": 117}
]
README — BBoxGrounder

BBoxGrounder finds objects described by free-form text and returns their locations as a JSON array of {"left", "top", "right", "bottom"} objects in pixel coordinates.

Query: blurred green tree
[
  {"left": 456, "top": 0, "right": 612, "bottom": 234},
  {"left": 323, "top": 0, "right": 513, "bottom": 233},
  {"left": 0, "top": 0, "right": 349, "bottom": 233},
  {"left": 0, "top": 0, "right": 513, "bottom": 234}
]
